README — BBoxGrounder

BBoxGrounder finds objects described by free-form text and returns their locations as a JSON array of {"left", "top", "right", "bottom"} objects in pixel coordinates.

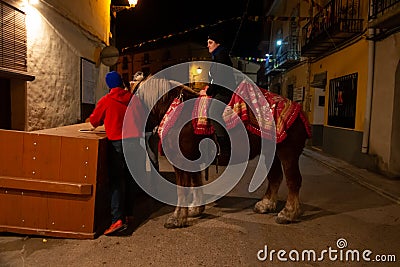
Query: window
[
  {"left": 328, "top": 73, "right": 358, "bottom": 128},
  {"left": 0, "top": 1, "right": 27, "bottom": 72}
]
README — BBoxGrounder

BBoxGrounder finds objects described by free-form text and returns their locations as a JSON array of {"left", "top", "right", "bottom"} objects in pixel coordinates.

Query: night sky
[{"left": 114, "top": 0, "right": 268, "bottom": 58}]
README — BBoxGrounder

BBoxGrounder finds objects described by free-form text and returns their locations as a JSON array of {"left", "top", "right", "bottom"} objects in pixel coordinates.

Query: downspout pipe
[{"left": 362, "top": 27, "right": 375, "bottom": 153}]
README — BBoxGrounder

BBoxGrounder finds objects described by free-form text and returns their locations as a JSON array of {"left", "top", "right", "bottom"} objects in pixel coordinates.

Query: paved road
[{"left": 1, "top": 149, "right": 399, "bottom": 266}]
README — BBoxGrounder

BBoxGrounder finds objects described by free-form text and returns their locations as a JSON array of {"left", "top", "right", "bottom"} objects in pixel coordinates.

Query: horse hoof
[
  {"left": 275, "top": 216, "right": 292, "bottom": 224},
  {"left": 188, "top": 206, "right": 205, "bottom": 217},
  {"left": 275, "top": 207, "right": 301, "bottom": 224},
  {"left": 164, "top": 216, "right": 187, "bottom": 229},
  {"left": 253, "top": 199, "right": 276, "bottom": 214}
]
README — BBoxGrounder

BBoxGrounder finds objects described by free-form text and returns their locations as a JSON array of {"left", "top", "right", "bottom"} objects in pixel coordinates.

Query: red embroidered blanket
[
  {"left": 191, "top": 96, "right": 215, "bottom": 135},
  {"left": 222, "top": 81, "right": 312, "bottom": 143},
  {"left": 157, "top": 97, "right": 183, "bottom": 141}
]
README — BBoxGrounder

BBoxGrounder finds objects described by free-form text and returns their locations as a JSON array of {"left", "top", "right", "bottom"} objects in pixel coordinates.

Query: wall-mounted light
[
  {"left": 112, "top": 0, "right": 138, "bottom": 14},
  {"left": 128, "top": 0, "right": 138, "bottom": 8},
  {"left": 276, "top": 39, "right": 283, "bottom": 46},
  {"left": 196, "top": 67, "right": 202, "bottom": 75}
]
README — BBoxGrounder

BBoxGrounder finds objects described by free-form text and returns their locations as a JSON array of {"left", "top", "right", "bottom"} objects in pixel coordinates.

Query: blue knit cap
[{"left": 105, "top": 71, "right": 123, "bottom": 88}]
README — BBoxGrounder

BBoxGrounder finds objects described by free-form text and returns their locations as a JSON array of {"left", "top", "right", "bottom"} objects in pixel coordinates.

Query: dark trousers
[{"left": 109, "top": 138, "right": 143, "bottom": 223}]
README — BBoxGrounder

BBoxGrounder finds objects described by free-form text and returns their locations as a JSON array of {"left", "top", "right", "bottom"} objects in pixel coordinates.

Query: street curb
[{"left": 302, "top": 148, "right": 400, "bottom": 205}]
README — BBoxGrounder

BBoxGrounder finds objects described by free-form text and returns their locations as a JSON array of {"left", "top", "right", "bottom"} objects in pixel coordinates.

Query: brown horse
[{"left": 134, "top": 76, "right": 310, "bottom": 228}]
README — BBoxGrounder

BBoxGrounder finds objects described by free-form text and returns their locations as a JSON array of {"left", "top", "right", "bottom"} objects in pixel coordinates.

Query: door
[{"left": 0, "top": 78, "right": 11, "bottom": 129}]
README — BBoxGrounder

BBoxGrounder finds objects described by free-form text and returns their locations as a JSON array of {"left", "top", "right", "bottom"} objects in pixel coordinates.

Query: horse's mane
[{"left": 136, "top": 76, "right": 199, "bottom": 111}]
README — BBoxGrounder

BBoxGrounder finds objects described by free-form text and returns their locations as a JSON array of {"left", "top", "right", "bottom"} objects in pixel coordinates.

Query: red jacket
[{"left": 89, "top": 87, "right": 145, "bottom": 140}]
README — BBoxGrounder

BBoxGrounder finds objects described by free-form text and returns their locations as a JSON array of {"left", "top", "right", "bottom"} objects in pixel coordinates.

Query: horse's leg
[
  {"left": 164, "top": 168, "right": 189, "bottom": 228},
  {"left": 254, "top": 155, "right": 283, "bottom": 213},
  {"left": 188, "top": 172, "right": 205, "bottom": 217},
  {"left": 275, "top": 117, "right": 307, "bottom": 224}
]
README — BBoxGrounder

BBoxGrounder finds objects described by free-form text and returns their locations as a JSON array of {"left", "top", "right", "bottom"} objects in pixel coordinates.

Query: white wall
[
  {"left": 370, "top": 32, "right": 400, "bottom": 175},
  {"left": 22, "top": 1, "right": 110, "bottom": 130}
]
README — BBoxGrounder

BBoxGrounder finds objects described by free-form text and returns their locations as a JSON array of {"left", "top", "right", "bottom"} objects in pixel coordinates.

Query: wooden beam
[{"left": 0, "top": 176, "right": 92, "bottom": 195}]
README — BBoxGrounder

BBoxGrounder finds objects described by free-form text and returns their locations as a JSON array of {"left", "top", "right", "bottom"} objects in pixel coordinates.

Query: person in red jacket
[{"left": 89, "top": 71, "right": 145, "bottom": 235}]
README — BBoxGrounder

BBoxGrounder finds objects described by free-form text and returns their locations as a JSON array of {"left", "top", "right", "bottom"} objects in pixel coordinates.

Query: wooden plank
[
  {"left": 32, "top": 123, "right": 106, "bottom": 139},
  {"left": 47, "top": 194, "right": 94, "bottom": 233},
  {"left": 52, "top": 137, "right": 100, "bottom": 233},
  {"left": 0, "top": 188, "right": 23, "bottom": 227},
  {"left": 0, "top": 130, "right": 24, "bottom": 177},
  {"left": 22, "top": 133, "right": 62, "bottom": 181},
  {"left": 0, "top": 225, "right": 95, "bottom": 239},
  {"left": 59, "top": 137, "right": 99, "bottom": 184},
  {"left": 0, "top": 176, "right": 92, "bottom": 195},
  {"left": 20, "top": 190, "right": 48, "bottom": 230}
]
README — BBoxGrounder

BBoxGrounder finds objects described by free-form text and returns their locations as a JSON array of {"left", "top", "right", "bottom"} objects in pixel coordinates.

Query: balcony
[
  {"left": 267, "top": 22, "right": 301, "bottom": 75},
  {"left": 301, "top": 0, "right": 363, "bottom": 57},
  {"left": 265, "top": 58, "right": 284, "bottom": 76},
  {"left": 369, "top": 0, "right": 400, "bottom": 31},
  {"left": 275, "top": 43, "right": 301, "bottom": 70}
]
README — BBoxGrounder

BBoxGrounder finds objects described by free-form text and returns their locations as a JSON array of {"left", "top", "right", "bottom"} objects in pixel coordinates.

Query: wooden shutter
[{"left": 0, "top": 1, "right": 27, "bottom": 72}]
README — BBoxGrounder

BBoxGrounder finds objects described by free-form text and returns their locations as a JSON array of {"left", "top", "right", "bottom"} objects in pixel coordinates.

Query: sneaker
[{"left": 104, "top": 219, "right": 127, "bottom": 235}]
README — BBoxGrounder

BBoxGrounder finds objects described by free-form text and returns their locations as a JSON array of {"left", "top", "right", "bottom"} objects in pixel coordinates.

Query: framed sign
[
  {"left": 81, "top": 58, "right": 96, "bottom": 104},
  {"left": 293, "top": 87, "right": 304, "bottom": 102},
  {"left": 80, "top": 58, "right": 96, "bottom": 122}
]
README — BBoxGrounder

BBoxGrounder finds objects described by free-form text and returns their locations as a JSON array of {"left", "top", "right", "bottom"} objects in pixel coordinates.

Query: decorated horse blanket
[
  {"left": 222, "top": 81, "right": 312, "bottom": 143},
  {"left": 157, "top": 96, "right": 215, "bottom": 141},
  {"left": 158, "top": 81, "right": 312, "bottom": 144}
]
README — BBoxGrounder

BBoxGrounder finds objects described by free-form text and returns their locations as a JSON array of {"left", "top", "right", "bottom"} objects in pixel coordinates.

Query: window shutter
[{"left": 0, "top": 1, "right": 27, "bottom": 72}]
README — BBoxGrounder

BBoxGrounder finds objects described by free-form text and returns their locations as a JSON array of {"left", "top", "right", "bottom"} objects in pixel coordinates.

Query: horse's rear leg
[
  {"left": 276, "top": 156, "right": 302, "bottom": 224},
  {"left": 275, "top": 117, "right": 307, "bottom": 224},
  {"left": 254, "top": 155, "right": 283, "bottom": 214}
]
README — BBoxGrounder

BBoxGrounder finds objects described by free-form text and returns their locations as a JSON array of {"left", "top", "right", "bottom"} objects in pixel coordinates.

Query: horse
[{"left": 132, "top": 75, "right": 311, "bottom": 228}]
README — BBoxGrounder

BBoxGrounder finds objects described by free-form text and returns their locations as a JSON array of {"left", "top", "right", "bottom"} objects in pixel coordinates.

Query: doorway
[{"left": 0, "top": 78, "right": 11, "bottom": 129}]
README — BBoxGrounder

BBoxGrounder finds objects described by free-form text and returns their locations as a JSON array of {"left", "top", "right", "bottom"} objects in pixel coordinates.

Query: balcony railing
[
  {"left": 275, "top": 40, "right": 301, "bottom": 69},
  {"left": 369, "top": 0, "right": 400, "bottom": 30},
  {"left": 265, "top": 58, "right": 284, "bottom": 76},
  {"left": 370, "top": 0, "right": 400, "bottom": 18},
  {"left": 301, "top": 0, "right": 363, "bottom": 57},
  {"left": 268, "top": 21, "right": 301, "bottom": 74}
]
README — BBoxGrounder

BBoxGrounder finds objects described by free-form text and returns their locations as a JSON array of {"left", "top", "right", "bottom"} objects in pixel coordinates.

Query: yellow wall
[
  {"left": 311, "top": 39, "right": 369, "bottom": 131},
  {"left": 46, "top": 0, "right": 111, "bottom": 44}
]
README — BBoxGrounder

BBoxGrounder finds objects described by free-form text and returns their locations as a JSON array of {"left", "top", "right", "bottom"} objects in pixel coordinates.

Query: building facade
[
  {"left": 117, "top": 41, "right": 210, "bottom": 85},
  {"left": 0, "top": 0, "right": 111, "bottom": 131},
  {"left": 116, "top": 40, "right": 263, "bottom": 90},
  {"left": 264, "top": 0, "right": 400, "bottom": 177}
]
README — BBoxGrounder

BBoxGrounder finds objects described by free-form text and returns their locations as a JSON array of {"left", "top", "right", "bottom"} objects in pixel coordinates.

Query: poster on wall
[
  {"left": 293, "top": 87, "right": 304, "bottom": 102},
  {"left": 81, "top": 58, "right": 96, "bottom": 104}
]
